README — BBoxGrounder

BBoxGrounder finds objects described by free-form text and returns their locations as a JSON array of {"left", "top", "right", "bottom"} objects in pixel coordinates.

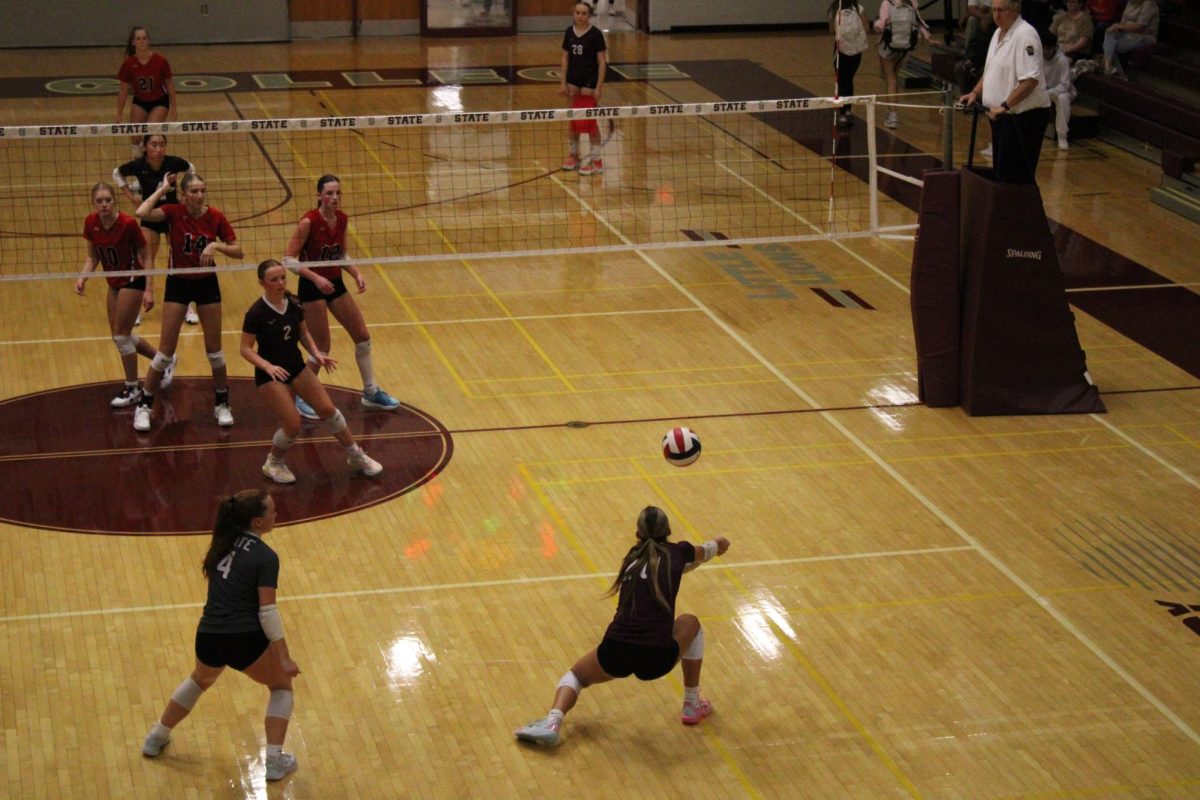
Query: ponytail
[
  {"left": 202, "top": 489, "right": 268, "bottom": 579},
  {"left": 604, "top": 506, "right": 674, "bottom": 613}
]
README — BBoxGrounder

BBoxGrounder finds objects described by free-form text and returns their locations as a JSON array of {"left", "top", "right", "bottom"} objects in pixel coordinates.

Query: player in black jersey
[
  {"left": 142, "top": 490, "right": 301, "bottom": 783},
  {"left": 515, "top": 506, "right": 731, "bottom": 746},
  {"left": 240, "top": 259, "right": 383, "bottom": 484},
  {"left": 560, "top": 2, "right": 609, "bottom": 175},
  {"left": 113, "top": 134, "right": 200, "bottom": 325}
]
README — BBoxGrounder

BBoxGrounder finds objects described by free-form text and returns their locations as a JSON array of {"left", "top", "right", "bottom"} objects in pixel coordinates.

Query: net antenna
[{"left": 1, "top": 98, "right": 891, "bottom": 285}]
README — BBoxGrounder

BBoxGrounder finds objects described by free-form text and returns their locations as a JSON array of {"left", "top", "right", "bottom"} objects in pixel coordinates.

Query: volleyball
[{"left": 662, "top": 426, "right": 701, "bottom": 467}]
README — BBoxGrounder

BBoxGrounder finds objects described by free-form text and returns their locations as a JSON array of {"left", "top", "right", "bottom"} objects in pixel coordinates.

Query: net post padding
[{"left": 958, "top": 168, "right": 1104, "bottom": 416}]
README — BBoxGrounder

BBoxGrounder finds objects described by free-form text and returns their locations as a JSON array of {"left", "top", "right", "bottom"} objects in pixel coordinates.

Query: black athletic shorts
[
  {"left": 297, "top": 273, "right": 349, "bottom": 304},
  {"left": 164, "top": 274, "right": 221, "bottom": 306},
  {"left": 195, "top": 629, "right": 271, "bottom": 671},
  {"left": 254, "top": 361, "right": 307, "bottom": 387},
  {"left": 140, "top": 217, "right": 170, "bottom": 236},
  {"left": 133, "top": 95, "right": 171, "bottom": 114},
  {"left": 597, "top": 637, "right": 679, "bottom": 681},
  {"left": 116, "top": 276, "right": 147, "bottom": 292}
]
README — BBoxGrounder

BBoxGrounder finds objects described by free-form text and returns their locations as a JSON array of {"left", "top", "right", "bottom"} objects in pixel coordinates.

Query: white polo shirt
[{"left": 982, "top": 16, "right": 1050, "bottom": 112}]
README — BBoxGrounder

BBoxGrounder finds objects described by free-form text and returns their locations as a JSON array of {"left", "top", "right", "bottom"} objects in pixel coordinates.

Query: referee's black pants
[{"left": 989, "top": 106, "right": 1050, "bottom": 184}]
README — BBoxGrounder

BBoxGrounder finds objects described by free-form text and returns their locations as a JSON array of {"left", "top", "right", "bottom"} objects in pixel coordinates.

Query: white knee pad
[
  {"left": 265, "top": 688, "right": 294, "bottom": 720},
  {"left": 171, "top": 677, "right": 205, "bottom": 710},
  {"left": 682, "top": 626, "right": 704, "bottom": 660},
  {"left": 557, "top": 670, "right": 583, "bottom": 694},
  {"left": 272, "top": 428, "right": 297, "bottom": 451},
  {"left": 206, "top": 350, "right": 226, "bottom": 369},
  {"left": 306, "top": 351, "right": 326, "bottom": 367},
  {"left": 355, "top": 340, "right": 371, "bottom": 357},
  {"left": 150, "top": 351, "right": 173, "bottom": 373},
  {"left": 323, "top": 408, "right": 347, "bottom": 434},
  {"left": 113, "top": 334, "right": 137, "bottom": 357}
]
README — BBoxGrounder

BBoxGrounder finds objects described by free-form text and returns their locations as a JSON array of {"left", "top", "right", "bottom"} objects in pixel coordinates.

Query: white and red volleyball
[{"left": 662, "top": 426, "right": 701, "bottom": 467}]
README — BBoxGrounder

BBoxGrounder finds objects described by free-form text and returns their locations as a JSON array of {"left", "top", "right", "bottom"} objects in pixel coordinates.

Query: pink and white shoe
[{"left": 681, "top": 698, "right": 713, "bottom": 725}]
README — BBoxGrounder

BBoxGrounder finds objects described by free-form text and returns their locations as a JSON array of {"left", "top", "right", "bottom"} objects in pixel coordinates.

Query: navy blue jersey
[
  {"left": 562, "top": 24, "right": 607, "bottom": 89},
  {"left": 198, "top": 533, "right": 279, "bottom": 634},
  {"left": 242, "top": 295, "right": 307, "bottom": 377}
]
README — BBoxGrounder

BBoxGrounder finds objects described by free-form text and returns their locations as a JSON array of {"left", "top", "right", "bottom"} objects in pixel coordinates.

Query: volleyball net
[{"left": 0, "top": 96, "right": 905, "bottom": 282}]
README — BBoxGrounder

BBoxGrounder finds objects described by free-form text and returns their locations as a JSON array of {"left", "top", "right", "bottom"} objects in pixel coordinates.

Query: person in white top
[
  {"left": 1040, "top": 31, "right": 1075, "bottom": 151},
  {"left": 958, "top": 0, "right": 1051, "bottom": 183},
  {"left": 874, "top": 0, "right": 931, "bottom": 129},
  {"left": 962, "top": 0, "right": 992, "bottom": 46},
  {"left": 830, "top": 0, "right": 871, "bottom": 127}
]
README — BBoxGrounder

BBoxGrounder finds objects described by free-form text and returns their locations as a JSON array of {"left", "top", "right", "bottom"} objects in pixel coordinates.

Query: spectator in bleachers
[
  {"left": 1050, "top": 0, "right": 1094, "bottom": 60},
  {"left": 963, "top": 0, "right": 993, "bottom": 45},
  {"left": 1102, "top": 0, "right": 1161, "bottom": 77},
  {"left": 1041, "top": 31, "right": 1075, "bottom": 149},
  {"left": 1086, "top": 0, "right": 1121, "bottom": 53}
]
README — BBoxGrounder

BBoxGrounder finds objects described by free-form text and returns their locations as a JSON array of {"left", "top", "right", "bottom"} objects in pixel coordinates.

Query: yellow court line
[
  {"left": 631, "top": 456, "right": 925, "bottom": 797},
  {"left": 250, "top": 92, "right": 475, "bottom": 399},
  {"left": 462, "top": 359, "right": 768, "bottom": 385},
  {"left": 469, "top": 375, "right": 778, "bottom": 400},
  {"left": 534, "top": 456, "right": 879, "bottom": 489},
  {"left": 317, "top": 89, "right": 407, "bottom": 192},
  {"left": 316, "top": 91, "right": 577, "bottom": 395},
  {"left": 625, "top": 457, "right": 765, "bottom": 797},
  {"left": 427, "top": 219, "right": 578, "bottom": 393},
  {"left": 515, "top": 462, "right": 603, "bottom": 578}
]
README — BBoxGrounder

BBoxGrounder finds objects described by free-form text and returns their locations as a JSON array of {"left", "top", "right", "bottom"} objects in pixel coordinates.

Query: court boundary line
[
  {"left": 544, "top": 157, "right": 1200, "bottom": 749},
  {"left": 0, "top": 544, "right": 974, "bottom": 624}
]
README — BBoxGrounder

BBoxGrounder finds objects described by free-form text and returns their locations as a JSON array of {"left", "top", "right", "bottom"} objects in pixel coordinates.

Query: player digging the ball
[{"left": 515, "top": 506, "right": 730, "bottom": 746}]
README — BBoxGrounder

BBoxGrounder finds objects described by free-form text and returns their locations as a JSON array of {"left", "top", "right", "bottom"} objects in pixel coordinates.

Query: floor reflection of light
[
  {"left": 867, "top": 382, "right": 919, "bottom": 432},
  {"left": 431, "top": 86, "right": 464, "bottom": 112},
  {"left": 385, "top": 636, "right": 436, "bottom": 689},
  {"left": 733, "top": 591, "right": 793, "bottom": 662}
]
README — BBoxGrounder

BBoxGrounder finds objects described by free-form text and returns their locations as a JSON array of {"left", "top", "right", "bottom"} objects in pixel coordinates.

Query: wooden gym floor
[{"left": 1, "top": 17, "right": 1199, "bottom": 799}]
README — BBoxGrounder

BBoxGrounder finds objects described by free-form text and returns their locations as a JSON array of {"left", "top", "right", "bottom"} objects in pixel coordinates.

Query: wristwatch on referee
[{"left": 1000, "top": 101, "right": 1011, "bottom": 112}]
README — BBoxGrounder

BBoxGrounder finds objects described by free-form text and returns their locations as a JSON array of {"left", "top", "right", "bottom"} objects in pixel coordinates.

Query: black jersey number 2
[{"left": 182, "top": 233, "right": 211, "bottom": 254}]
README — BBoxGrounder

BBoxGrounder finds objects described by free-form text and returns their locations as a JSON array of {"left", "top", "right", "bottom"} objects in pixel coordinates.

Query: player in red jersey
[
  {"left": 115, "top": 27, "right": 177, "bottom": 157},
  {"left": 514, "top": 507, "right": 730, "bottom": 746},
  {"left": 282, "top": 175, "right": 401, "bottom": 420},
  {"left": 74, "top": 182, "right": 174, "bottom": 409},
  {"left": 133, "top": 173, "right": 243, "bottom": 433}
]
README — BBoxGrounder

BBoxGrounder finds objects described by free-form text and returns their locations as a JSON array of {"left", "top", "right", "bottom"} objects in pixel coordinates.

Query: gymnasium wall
[
  {"left": 648, "top": 0, "right": 949, "bottom": 31},
  {"left": 0, "top": 0, "right": 289, "bottom": 48}
]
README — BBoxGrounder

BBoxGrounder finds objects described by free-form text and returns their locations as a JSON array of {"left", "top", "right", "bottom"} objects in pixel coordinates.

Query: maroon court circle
[{"left": 0, "top": 378, "right": 453, "bottom": 535}]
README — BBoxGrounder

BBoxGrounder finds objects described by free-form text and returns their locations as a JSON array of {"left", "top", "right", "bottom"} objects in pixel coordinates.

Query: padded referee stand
[
  {"left": 909, "top": 170, "right": 963, "bottom": 407},
  {"left": 910, "top": 168, "right": 1104, "bottom": 415},
  {"left": 957, "top": 168, "right": 1104, "bottom": 415}
]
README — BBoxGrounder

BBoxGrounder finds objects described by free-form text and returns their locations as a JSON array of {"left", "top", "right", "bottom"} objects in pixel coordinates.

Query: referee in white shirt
[{"left": 959, "top": 0, "right": 1051, "bottom": 184}]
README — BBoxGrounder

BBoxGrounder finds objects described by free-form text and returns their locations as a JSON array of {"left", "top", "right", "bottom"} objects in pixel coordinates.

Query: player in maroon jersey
[
  {"left": 515, "top": 507, "right": 730, "bottom": 746},
  {"left": 74, "top": 182, "right": 174, "bottom": 409},
  {"left": 115, "top": 27, "right": 177, "bottom": 156},
  {"left": 241, "top": 260, "right": 383, "bottom": 484},
  {"left": 282, "top": 175, "right": 401, "bottom": 420},
  {"left": 560, "top": 2, "right": 608, "bottom": 175},
  {"left": 133, "top": 173, "right": 243, "bottom": 433}
]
